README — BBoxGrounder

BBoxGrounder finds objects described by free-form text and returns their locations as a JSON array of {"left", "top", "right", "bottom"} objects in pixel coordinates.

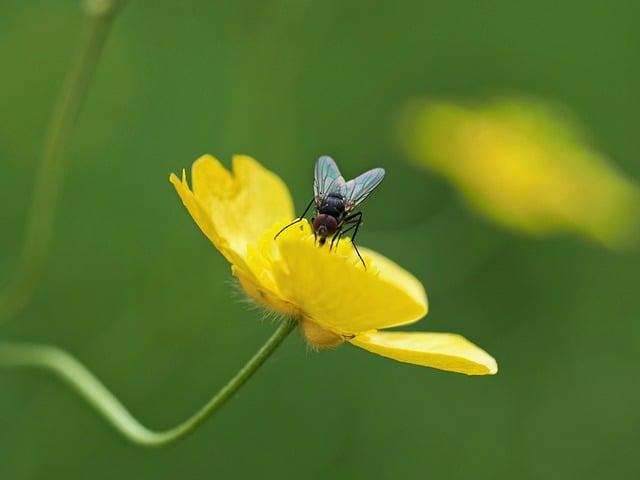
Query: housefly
[{"left": 274, "top": 156, "right": 385, "bottom": 268}]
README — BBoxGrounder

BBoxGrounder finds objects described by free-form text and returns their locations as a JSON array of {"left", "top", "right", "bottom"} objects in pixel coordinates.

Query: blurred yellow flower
[
  {"left": 170, "top": 155, "right": 497, "bottom": 375},
  {"left": 398, "top": 98, "right": 640, "bottom": 247}
]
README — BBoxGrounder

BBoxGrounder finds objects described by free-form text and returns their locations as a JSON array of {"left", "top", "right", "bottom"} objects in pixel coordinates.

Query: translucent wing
[
  {"left": 314, "top": 156, "right": 345, "bottom": 201},
  {"left": 343, "top": 168, "right": 385, "bottom": 210}
]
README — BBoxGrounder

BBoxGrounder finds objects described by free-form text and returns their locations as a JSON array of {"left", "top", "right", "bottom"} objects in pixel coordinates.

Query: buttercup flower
[
  {"left": 398, "top": 98, "right": 640, "bottom": 247},
  {"left": 170, "top": 155, "right": 497, "bottom": 375}
]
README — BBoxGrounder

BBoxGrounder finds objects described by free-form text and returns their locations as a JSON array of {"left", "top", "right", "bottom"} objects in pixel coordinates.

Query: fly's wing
[
  {"left": 343, "top": 168, "right": 385, "bottom": 211},
  {"left": 314, "top": 156, "right": 345, "bottom": 203}
]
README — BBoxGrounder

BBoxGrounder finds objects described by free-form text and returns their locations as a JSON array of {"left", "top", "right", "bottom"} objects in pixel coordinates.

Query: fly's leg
[
  {"left": 329, "top": 225, "right": 344, "bottom": 251},
  {"left": 331, "top": 223, "right": 356, "bottom": 250},
  {"left": 342, "top": 212, "right": 365, "bottom": 269},
  {"left": 330, "top": 213, "right": 362, "bottom": 251},
  {"left": 274, "top": 197, "right": 315, "bottom": 240}
]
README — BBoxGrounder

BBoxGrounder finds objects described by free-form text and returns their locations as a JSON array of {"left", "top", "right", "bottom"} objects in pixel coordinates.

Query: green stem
[
  {"left": 0, "top": 0, "right": 125, "bottom": 324},
  {"left": 0, "top": 319, "right": 296, "bottom": 447}
]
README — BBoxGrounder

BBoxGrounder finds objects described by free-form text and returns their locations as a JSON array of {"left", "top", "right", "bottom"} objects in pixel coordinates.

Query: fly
[{"left": 274, "top": 156, "right": 385, "bottom": 269}]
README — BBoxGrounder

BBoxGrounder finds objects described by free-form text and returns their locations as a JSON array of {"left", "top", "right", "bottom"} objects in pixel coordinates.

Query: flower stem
[
  {"left": 0, "top": 0, "right": 125, "bottom": 324},
  {"left": 0, "top": 318, "right": 296, "bottom": 447}
]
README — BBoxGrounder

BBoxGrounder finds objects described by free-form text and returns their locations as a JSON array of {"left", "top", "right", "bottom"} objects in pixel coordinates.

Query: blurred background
[{"left": 1, "top": 1, "right": 640, "bottom": 478}]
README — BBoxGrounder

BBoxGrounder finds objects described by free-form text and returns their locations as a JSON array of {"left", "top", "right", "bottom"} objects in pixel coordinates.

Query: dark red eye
[
  {"left": 313, "top": 214, "right": 338, "bottom": 237},
  {"left": 312, "top": 215, "right": 323, "bottom": 231}
]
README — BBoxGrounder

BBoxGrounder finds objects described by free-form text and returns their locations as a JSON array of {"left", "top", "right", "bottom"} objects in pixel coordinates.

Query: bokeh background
[{"left": 2, "top": 1, "right": 640, "bottom": 478}]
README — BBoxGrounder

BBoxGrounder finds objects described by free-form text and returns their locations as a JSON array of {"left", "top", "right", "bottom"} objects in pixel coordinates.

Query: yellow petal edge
[
  {"left": 170, "top": 154, "right": 294, "bottom": 265},
  {"left": 270, "top": 222, "right": 428, "bottom": 335},
  {"left": 350, "top": 331, "right": 498, "bottom": 375}
]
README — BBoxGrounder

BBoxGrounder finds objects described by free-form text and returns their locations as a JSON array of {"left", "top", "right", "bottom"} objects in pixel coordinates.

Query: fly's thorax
[
  {"left": 319, "top": 194, "right": 346, "bottom": 217},
  {"left": 312, "top": 213, "right": 339, "bottom": 237}
]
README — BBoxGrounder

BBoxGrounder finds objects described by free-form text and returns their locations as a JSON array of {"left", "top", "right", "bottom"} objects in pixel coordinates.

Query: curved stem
[
  {"left": 0, "top": 0, "right": 125, "bottom": 324},
  {"left": 0, "top": 319, "right": 296, "bottom": 447}
]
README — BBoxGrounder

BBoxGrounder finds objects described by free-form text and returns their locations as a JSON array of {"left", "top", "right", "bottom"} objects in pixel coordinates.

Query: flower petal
[
  {"left": 270, "top": 221, "right": 427, "bottom": 335},
  {"left": 358, "top": 246, "right": 428, "bottom": 313},
  {"left": 398, "top": 98, "right": 640, "bottom": 248},
  {"left": 171, "top": 154, "right": 294, "bottom": 264},
  {"left": 170, "top": 168, "right": 246, "bottom": 269},
  {"left": 350, "top": 331, "right": 497, "bottom": 375},
  {"left": 231, "top": 265, "right": 298, "bottom": 317}
]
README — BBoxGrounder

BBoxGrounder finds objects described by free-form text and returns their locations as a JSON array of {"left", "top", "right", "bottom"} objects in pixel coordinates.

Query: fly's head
[{"left": 313, "top": 213, "right": 339, "bottom": 238}]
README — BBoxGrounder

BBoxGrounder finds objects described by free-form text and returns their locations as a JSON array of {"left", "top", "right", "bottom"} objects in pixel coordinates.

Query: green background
[{"left": 2, "top": 1, "right": 639, "bottom": 478}]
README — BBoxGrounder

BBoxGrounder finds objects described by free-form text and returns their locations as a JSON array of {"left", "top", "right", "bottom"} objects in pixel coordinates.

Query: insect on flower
[
  {"left": 274, "top": 156, "right": 385, "bottom": 268},
  {"left": 170, "top": 154, "right": 497, "bottom": 373}
]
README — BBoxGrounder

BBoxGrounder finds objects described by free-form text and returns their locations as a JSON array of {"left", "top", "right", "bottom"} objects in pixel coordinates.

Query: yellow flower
[
  {"left": 398, "top": 98, "right": 640, "bottom": 248},
  {"left": 170, "top": 155, "right": 497, "bottom": 375}
]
